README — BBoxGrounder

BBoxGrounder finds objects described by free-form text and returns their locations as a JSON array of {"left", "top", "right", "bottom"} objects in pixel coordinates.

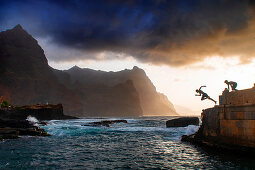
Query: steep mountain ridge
[
  {"left": 0, "top": 25, "right": 143, "bottom": 117},
  {"left": 0, "top": 25, "right": 83, "bottom": 114},
  {"left": 55, "top": 65, "right": 177, "bottom": 116},
  {"left": 0, "top": 25, "right": 177, "bottom": 117}
]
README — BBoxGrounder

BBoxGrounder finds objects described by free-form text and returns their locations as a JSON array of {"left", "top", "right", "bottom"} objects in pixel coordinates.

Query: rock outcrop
[
  {"left": 0, "top": 104, "right": 75, "bottom": 120},
  {"left": 0, "top": 119, "right": 50, "bottom": 140},
  {"left": 0, "top": 104, "right": 73, "bottom": 140},
  {"left": 166, "top": 117, "right": 199, "bottom": 127},
  {"left": 83, "top": 120, "right": 128, "bottom": 127}
]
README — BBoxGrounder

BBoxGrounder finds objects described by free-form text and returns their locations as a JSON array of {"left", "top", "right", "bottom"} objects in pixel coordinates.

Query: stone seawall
[
  {"left": 182, "top": 86, "right": 255, "bottom": 152},
  {"left": 192, "top": 104, "right": 255, "bottom": 149},
  {"left": 219, "top": 86, "right": 255, "bottom": 105}
]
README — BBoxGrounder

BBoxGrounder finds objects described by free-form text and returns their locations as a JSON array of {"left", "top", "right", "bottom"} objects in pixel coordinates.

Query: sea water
[{"left": 0, "top": 117, "right": 254, "bottom": 169}]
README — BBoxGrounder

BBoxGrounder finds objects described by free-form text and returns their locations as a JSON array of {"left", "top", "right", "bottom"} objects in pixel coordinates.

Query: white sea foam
[
  {"left": 185, "top": 125, "right": 199, "bottom": 135},
  {"left": 26, "top": 115, "right": 39, "bottom": 126}
]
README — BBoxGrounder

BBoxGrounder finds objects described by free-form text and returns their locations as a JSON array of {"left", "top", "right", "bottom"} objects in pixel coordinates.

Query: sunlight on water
[{"left": 0, "top": 117, "right": 254, "bottom": 169}]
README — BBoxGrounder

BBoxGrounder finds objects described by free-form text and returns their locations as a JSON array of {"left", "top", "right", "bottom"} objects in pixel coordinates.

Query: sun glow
[{"left": 49, "top": 56, "right": 255, "bottom": 115}]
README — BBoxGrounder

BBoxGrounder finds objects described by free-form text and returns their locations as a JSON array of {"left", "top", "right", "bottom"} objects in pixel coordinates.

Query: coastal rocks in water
[
  {"left": 0, "top": 104, "right": 74, "bottom": 140},
  {"left": 181, "top": 134, "right": 197, "bottom": 143},
  {"left": 0, "top": 104, "right": 76, "bottom": 121},
  {"left": 166, "top": 117, "right": 199, "bottom": 127},
  {"left": 83, "top": 120, "right": 128, "bottom": 127},
  {"left": 18, "top": 127, "right": 49, "bottom": 136},
  {"left": 38, "top": 121, "right": 47, "bottom": 126},
  {"left": 0, "top": 128, "right": 19, "bottom": 140},
  {"left": 0, "top": 119, "right": 50, "bottom": 140}
]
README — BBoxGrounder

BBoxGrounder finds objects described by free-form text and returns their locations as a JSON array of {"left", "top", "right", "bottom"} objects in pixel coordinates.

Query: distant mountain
[
  {"left": 174, "top": 105, "right": 200, "bottom": 116},
  {"left": 54, "top": 66, "right": 177, "bottom": 116},
  {"left": 0, "top": 25, "right": 177, "bottom": 117}
]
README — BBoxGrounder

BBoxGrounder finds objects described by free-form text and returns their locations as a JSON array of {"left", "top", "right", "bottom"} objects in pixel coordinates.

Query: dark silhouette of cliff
[
  {"left": 0, "top": 25, "right": 142, "bottom": 117},
  {"left": 54, "top": 66, "right": 177, "bottom": 116},
  {"left": 0, "top": 25, "right": 83, "bottom": 115},
  {"left": 0, "top": 25, "right": 176, "bottom": 117}
]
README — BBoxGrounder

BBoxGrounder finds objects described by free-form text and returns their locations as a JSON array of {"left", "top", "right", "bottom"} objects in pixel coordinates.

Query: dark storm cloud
[{"left": 1, "top": 0, "right": 255, "bottom": 66}]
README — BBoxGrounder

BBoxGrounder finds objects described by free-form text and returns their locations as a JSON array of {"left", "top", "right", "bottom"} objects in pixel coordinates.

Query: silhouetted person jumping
[
  {"left": 195, "top": 86, "right": 216, "bottom": 104},
  {"left": 224, "top": 80, "right": 237, "bottom": 91}
]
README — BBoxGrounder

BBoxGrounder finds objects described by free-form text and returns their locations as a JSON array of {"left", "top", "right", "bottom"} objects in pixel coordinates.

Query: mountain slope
[
  {"left": 0, "top": 25, "right": 142, "bottom": 117},
  {"left": 54, "top": 66, "right": 177, "bottom": 116},
  {"left": 0, "top": 25, "right": 83, "bottom": 114}
]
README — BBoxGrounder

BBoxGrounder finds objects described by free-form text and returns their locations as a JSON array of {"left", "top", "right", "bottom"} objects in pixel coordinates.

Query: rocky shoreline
[
  {"left": 0, "top": 104, "right": 76, "bottom": 140},
  {"left": 0, "top": 119, "right": 50, "bottom": 140},
  {"left": 181, "top": 131, "right": 255, "bottom": 154},
  {"left": 0, "top": 104, "right": 76, "bottom": 120}
]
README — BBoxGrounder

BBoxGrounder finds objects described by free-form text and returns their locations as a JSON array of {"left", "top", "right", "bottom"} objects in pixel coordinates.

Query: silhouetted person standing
[
  {"left": 224, "top": 80, "right": 237, "bottom": 91},
  {"left": 195, "top": 86, "right": 216, "bottom": 104}
]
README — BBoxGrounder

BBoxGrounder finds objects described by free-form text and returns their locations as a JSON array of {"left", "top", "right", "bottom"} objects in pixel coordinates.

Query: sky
[{"left": 1, "top": 0, "right": 255, "bottom": 114}]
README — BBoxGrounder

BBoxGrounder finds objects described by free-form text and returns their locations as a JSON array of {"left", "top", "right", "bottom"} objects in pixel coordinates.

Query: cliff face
[
  {"left": 0, "top": 25, "right": 83, "bottom": 115},
  {"left": 0, "top": 25, "right": 142, "bottom": 117},
  {"left": 55, "top": 66, "right": 177, "bottom": 116},
  {"left": 0, "top": 25, "right": 176, "bottom": 117},
  {"left": 74, "top": 80, "right": 142, "bottom": 117}
]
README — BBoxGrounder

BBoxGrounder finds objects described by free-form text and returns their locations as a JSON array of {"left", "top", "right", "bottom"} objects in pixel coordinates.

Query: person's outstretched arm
[{"left": 199, "top": 85, "right": 206, "bottom": 90}]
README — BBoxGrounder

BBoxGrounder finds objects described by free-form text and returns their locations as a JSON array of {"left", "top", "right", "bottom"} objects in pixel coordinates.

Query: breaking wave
[
  {"left": 26, "top": 115, "right": 39, "bottom": 126},
  {"left": 185, "top": 125, "right": 200, "bottom": 135}
]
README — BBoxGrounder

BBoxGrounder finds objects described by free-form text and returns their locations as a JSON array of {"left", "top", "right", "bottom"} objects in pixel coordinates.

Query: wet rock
[
  {"left": 0, "top": 119, "right": 50, "bottom": 140},
  {"left": 18, "top": 127, "right": 50, "bottom": 136},
  {"left": 166, "top": 117, "right": 199, "bottom": 127},
  {"left": 0, "top": 134, "right": 19, "bottom": 140},
  {"left": 181, "top": 134, "right": 196, "bottom": 142},
  {"left": 83, "top": 120, "right": 128, "bottom": 127},
  {"left": 38, "top": 121, "right": 47, "bottom": 126},
  {"left": 0, "top": 119, "right": 33, "bottom": 128},
  {"left": 0, "top": 128, "right": 19, "bottom": 140},
  {"left": 0, "top": 104, "right": 77, "bottom": 121},
  {"left": 0, "top": 128, "right": 19, "bottom": 135}
]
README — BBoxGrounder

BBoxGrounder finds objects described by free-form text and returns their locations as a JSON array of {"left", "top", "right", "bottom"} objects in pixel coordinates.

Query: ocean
[{"left": 0, "top": 117, "right": 254, "bottom": 169}]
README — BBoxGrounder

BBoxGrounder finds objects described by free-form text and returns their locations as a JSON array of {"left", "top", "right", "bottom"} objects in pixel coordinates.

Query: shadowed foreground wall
[{"left": 201, "top": 87, "right": 255, "bottom": 148}]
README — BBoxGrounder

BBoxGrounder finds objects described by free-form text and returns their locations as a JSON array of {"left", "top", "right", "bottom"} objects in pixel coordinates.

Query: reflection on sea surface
[{"left": 0, "top": 117, "right": 254, "bottom": 169}]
